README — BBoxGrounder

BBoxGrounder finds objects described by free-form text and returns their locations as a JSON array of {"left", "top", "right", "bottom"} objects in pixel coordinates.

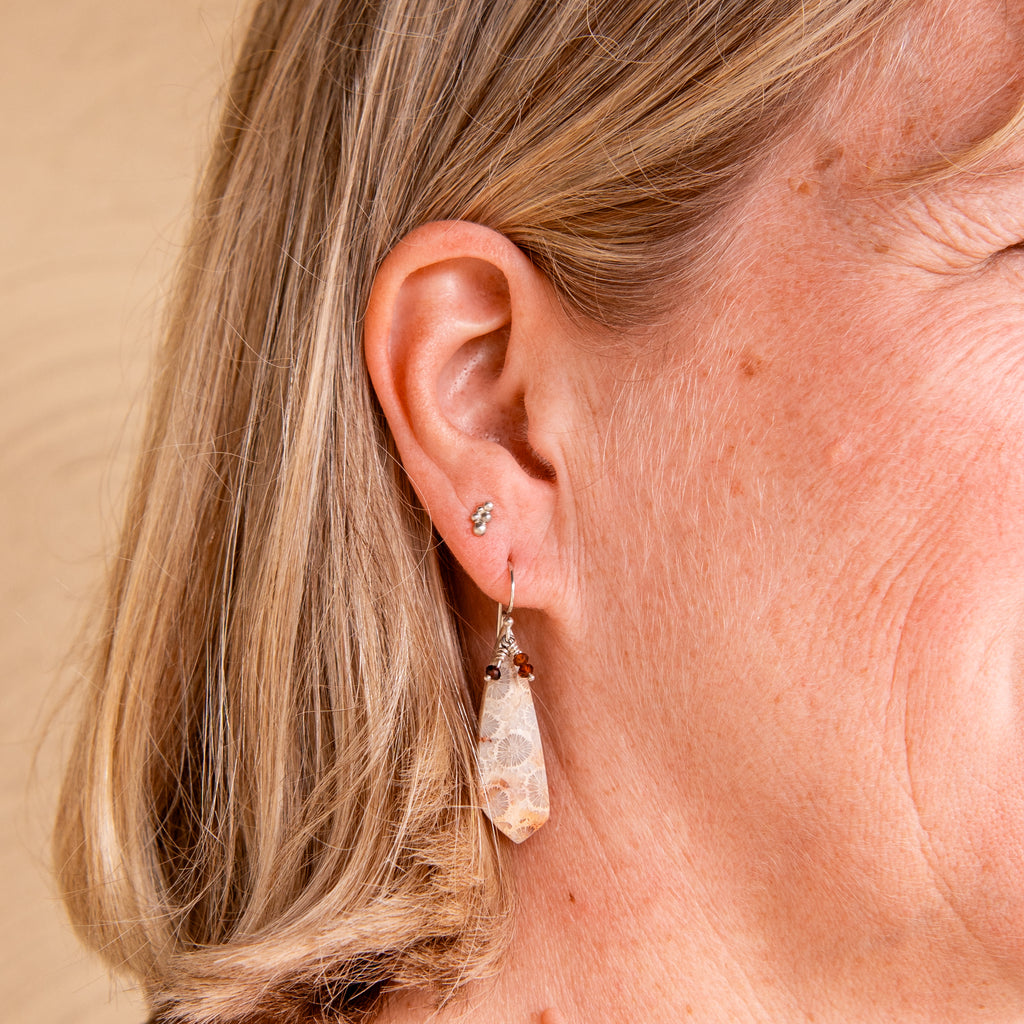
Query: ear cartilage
[{"left": 470, "top": 502, "right": 494, "bottom": 536}]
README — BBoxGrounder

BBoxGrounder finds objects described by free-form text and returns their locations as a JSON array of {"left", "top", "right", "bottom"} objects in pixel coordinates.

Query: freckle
[
  {"left": 814, "top": 144, "right": 844, "bottom": 172},
  {"left": 873, "top": 242, "right": 891, "bottom": 254},
  {"left": 739, "top": 350, "right": 764, "bottom": 378},
  {"left": 788, "top": 176, "right": 819, "bottom": 196},
  {"left": 730, "top": 480, "right": 744, "bottom": 498},
  {"left": 567, "top": 891, "right": 576, "bottom": 904}
]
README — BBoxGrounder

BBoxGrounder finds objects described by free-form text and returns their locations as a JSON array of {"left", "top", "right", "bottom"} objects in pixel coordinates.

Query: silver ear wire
[{"left": 470, "top": 502, "right": 494, "bottom": 536}]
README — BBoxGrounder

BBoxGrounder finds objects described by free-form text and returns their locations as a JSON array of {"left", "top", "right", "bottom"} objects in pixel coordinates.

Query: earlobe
[{"left": 363, "top": 221, "right": 564, "bottom": 608}]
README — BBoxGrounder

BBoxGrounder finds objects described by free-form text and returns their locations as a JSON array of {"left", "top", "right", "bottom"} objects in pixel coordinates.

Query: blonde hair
[{"left": 55, "top": 1, "right": 916, "bottom": 1021}]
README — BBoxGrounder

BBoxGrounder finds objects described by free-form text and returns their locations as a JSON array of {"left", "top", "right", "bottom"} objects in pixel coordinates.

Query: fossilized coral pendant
[{"left": 475, "top": 610, "right": 549, "bottom": 843}]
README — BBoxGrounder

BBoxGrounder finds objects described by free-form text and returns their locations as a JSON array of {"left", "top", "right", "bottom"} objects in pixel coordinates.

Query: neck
[{"left": 460, "top": 692, "right": 803, "bottom": 1024}]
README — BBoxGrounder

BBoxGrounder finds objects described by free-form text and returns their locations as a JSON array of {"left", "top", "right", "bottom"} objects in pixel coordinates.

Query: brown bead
[
  {"left": 485, "top": 665, "right": 500, "bottom": 680},
  {"left": 513, "top": 652, "right": 528, "bottom": 666},
  {"left": 518, "top": 664, "right": 533, "bottom": 678}
]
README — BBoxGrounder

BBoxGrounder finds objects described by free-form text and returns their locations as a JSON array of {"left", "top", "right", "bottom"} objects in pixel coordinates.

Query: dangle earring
[{"left": 475, "top": 563, "right": 549, "bottom": 843}]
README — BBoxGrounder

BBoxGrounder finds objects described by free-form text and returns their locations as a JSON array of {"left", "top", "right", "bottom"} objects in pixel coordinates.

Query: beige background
[{"left": 2, "top": 2, "right": 243, "bottom": 1020}]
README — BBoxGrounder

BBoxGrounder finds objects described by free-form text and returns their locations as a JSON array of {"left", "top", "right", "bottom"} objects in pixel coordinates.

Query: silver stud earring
[
  {"left": 475, "top": 563, "right": 549, "bottom": 843},
  {"left": 470, "top": 501, "right": 494, "bottom": 536}
]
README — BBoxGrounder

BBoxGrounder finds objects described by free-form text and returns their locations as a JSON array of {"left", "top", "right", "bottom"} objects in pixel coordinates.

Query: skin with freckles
[{"left": 371, "top": 1, "right": 1024, "bottom": 1021}]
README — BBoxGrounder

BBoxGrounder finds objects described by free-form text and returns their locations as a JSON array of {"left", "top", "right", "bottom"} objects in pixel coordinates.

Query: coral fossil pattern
[{"left": 476, "top": 623, "right": 549, "bottom": 843}]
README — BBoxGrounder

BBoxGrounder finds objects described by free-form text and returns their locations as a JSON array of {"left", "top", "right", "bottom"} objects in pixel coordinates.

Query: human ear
[{"left": 364, "top": 221, "right": 566, "bottom": 610}]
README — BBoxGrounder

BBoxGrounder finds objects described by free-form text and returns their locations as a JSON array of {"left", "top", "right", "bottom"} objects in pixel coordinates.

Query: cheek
[
  {"left": 816, "top": 289, "right": 1024, "bottom": 641},
  {"left": 590, "top": 239, "right": 1024, "bottom": 967},
  {"left": 741, "top": 269, "right": 1024, "bottom": 585},
  {"left": 752, "top": 278, "right": 1024, "bottom": 958},
  {"left": 891, "top": 302, "right": 1024, "bottom": 959}
]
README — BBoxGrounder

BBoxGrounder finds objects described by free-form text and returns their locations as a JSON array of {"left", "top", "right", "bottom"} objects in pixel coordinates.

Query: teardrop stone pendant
[{"left": 476, "top": 610, "right": 549, "bottom": 843}]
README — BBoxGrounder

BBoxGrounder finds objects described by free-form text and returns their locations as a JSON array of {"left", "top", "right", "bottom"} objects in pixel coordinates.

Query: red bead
[
  {"left": 485, "top": 665, "right": 500, "bottom": 680},
  {"left": 513, "top": 652, "right": 528, "bottom": 666},
  {"left": 518, "top": 664, "right": 533, "bottom": 678}
]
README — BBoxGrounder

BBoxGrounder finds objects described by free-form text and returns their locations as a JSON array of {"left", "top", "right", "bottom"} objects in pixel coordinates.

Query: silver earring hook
[{"left": 496, "top": 561, "right": 515, "bottom": 638}]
